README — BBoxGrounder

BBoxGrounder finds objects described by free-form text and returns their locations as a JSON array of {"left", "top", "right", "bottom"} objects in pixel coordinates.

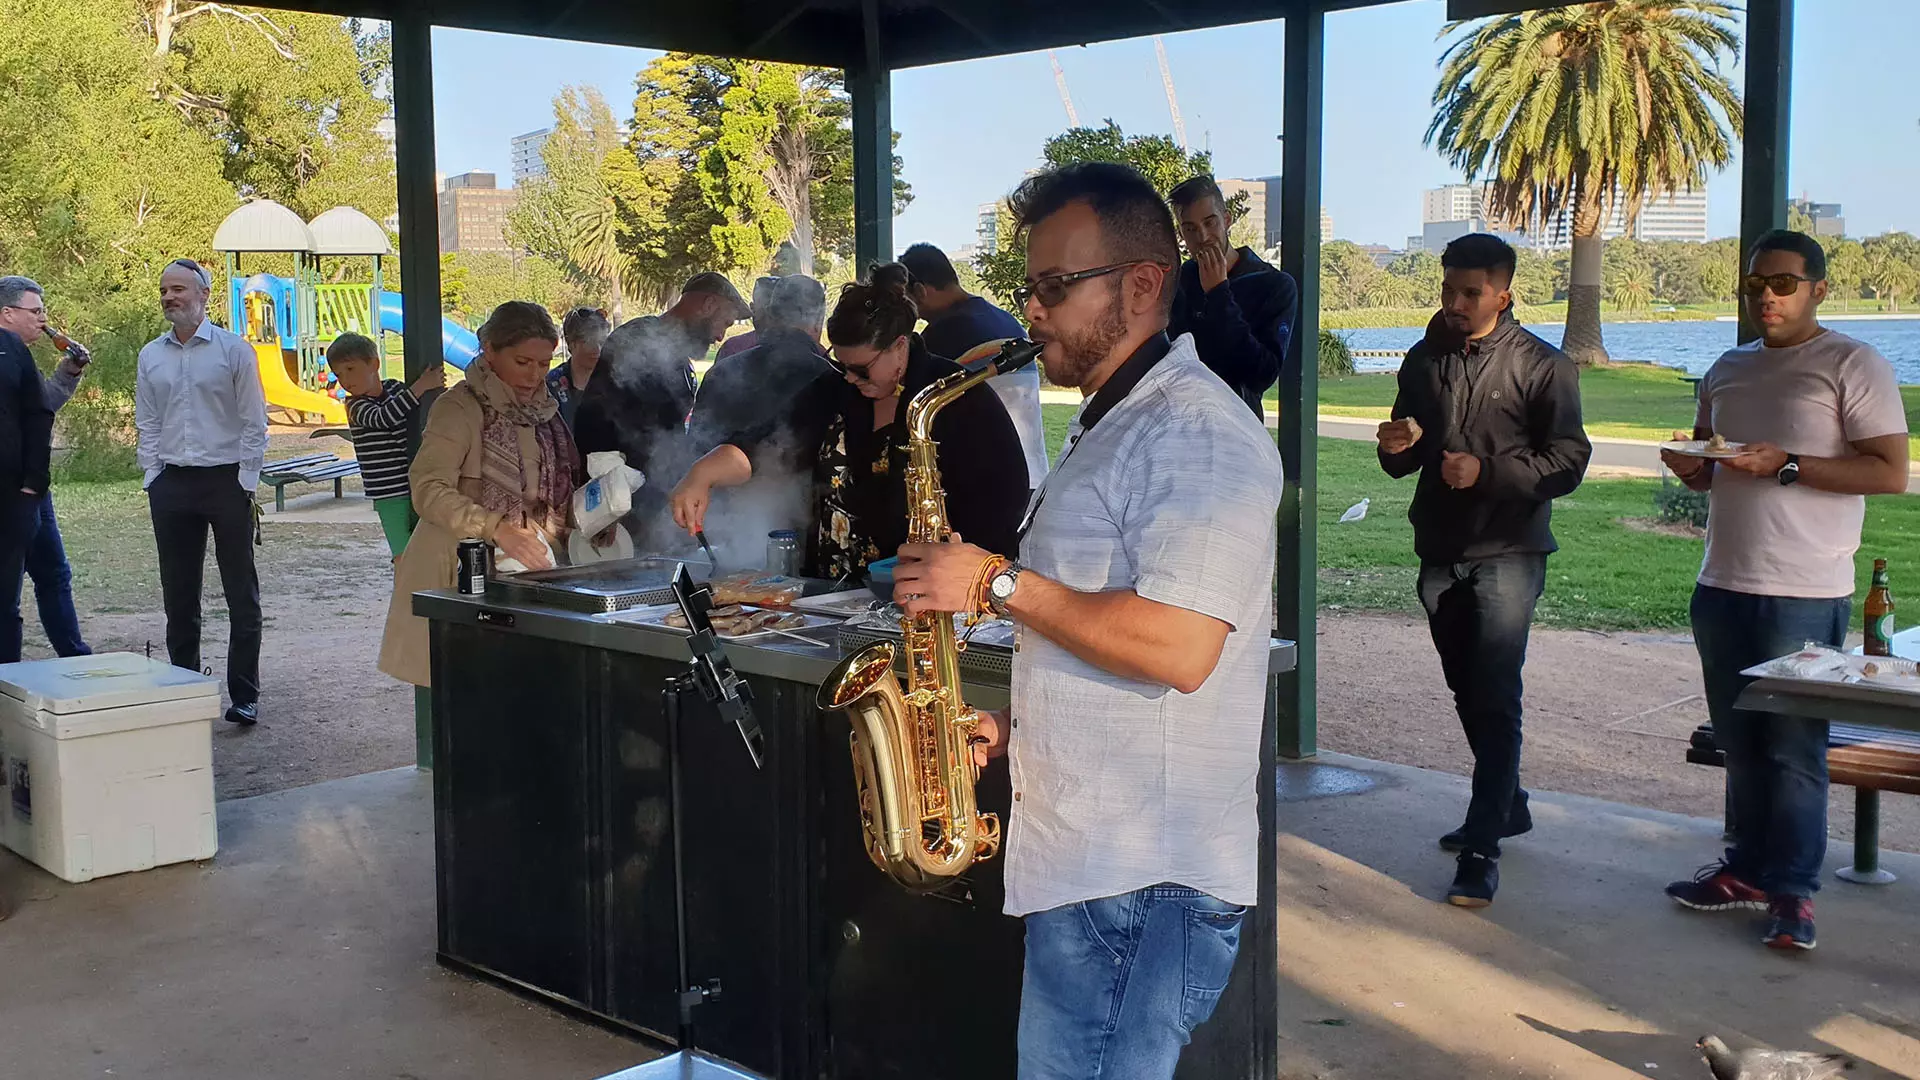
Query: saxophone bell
[{"left": 816, "top": 352, "right": 1015, "bottom": 892}]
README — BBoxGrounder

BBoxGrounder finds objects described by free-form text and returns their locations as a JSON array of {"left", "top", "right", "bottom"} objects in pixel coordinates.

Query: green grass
[
  {"left": 1319, "top": 364, "right": 1920, "bottom": 456},
  {"left": 1040, "top": 405, "right": 1917, "bottom": 631},
  {"left": 1314, "top": 437, "right": 1920, "bottom": 631}
]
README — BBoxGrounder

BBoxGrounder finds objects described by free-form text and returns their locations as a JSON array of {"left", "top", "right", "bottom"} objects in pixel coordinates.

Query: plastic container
[{"left": 0, "top": 654, "right": 221, "bottom": 882}]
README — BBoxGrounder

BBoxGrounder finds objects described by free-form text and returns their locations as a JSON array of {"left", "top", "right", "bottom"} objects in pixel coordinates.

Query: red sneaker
[{"left": 1665, "top": 861, "right": 1766, "bottom": 912}]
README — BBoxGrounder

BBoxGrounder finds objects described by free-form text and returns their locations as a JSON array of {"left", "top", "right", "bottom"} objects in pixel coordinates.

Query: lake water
[{"left": 1339, "top": 318, "right": 1920, "bottom": 383}]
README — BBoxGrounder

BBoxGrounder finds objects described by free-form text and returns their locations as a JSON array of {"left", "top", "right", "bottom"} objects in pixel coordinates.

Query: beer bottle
[{"left": 1864, "top": 558, "right": 1894, "bottom": 657}]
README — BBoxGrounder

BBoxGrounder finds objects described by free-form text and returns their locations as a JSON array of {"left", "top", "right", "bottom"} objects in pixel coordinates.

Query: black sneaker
[
  {"left": 1439, "top": 809, "right": 1534, "bottom": 853},
  {"left": 224, "top": 703, "right": 258, "bottom": 726},
  {"left": 1665, "top": 861, "right": 1767, "bottom": 912},
  {"left": 1447, "top": 852, "right": 1498, "bottom": 908},
  {"left": 1762, "top": 896, "right": 1816, "bottom": 951}
]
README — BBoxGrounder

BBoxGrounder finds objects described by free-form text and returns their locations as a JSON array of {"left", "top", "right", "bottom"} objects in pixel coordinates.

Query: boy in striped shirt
[{"left": 327, "top": 333, "right": 443, "bottom": 556}]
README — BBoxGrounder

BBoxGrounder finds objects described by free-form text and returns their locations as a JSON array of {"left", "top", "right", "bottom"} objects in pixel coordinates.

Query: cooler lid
[{"left": 0, "top": 653, "right": 220, "bottom": 715}]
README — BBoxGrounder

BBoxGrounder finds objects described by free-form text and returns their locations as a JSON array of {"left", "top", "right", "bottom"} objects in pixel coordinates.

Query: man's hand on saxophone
[{"left": 891, "top": 534, "right": 995, "bottom": 617}]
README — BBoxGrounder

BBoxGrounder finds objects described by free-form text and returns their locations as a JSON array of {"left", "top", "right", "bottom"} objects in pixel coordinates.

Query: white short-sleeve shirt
[{"left": 1004, "top": 333, "right": 1284, "bottom": 918}]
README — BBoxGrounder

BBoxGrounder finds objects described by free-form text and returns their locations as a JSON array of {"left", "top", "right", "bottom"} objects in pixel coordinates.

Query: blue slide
[{"left": 376, "top": 290, "right": 480, "bottom": 370}]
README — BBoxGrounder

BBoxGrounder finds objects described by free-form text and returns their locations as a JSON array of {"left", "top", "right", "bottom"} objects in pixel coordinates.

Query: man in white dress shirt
[
  {"left": 893, "top": 162, "right": 1283, "bottom": 1080},
  {"left": 137, "top": 258, "right": 268, "bottom": 725}
]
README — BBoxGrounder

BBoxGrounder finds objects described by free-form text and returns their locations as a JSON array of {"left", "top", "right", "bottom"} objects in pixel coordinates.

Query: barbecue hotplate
[{"left": 488, "top": 555, "right": 710, "bottom": 614}]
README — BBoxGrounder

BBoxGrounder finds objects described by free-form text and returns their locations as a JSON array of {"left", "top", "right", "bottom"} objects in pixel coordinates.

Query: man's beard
[{"left": 1041, "top": 285, "right": 1130, "bottom": 390}]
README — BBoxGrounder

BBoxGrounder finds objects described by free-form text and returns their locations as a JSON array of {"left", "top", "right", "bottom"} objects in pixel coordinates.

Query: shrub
[
  {"left": 1654, "top": 482, "right": 1709, "bottom": 529},
  {"left": 1318, "top": 328, "right": 1355, "bottom": 376}
]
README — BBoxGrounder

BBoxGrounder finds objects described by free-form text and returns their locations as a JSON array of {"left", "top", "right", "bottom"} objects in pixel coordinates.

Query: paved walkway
[
  {"left": 4, "top": 760, "right": 1916, "bottom": 1078},
  {"left": 1318, "top": 413, "right": 1920, "bottom": 492}
]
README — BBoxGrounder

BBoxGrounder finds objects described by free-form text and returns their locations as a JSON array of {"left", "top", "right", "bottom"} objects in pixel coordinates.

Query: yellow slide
[{"left": 254, "top": 342, "right": 346, "bottom": 425}]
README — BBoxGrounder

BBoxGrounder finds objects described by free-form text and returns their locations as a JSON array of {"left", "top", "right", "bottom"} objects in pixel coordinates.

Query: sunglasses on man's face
[
  {"left": 1014, "top": 261, "right": 1166, "bottom": 309},
  {"left": 1741, "top": 272, "right": 1819, "bottom": 298}
]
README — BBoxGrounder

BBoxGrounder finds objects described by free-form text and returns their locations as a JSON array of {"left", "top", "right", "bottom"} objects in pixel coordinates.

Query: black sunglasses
[
  {"left": 826, "top": 351, "right": 885, "bottom": 381},
  {"left": 1741, "top": 272, "right": 1819, "bottom": 298},
  {"left": 1014, "top": 261, "right": 1167, "bottom": 309}
]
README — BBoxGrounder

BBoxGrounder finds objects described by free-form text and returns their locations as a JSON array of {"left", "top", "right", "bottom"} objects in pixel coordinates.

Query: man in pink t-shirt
[{"left": 1660, "top": 230, "right": 1909, "bottom": 952}]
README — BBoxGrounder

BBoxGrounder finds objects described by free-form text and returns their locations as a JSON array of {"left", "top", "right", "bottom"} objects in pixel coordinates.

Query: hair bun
[{"left": 869, "top": 262, "right": 913, "bottom": 295}]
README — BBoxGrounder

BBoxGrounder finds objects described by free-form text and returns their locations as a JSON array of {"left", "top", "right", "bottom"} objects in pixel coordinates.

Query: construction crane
[
  {"left": 1153, "top": 36, "right": 1187, "bottom": 152},
  {"left": 1048, "top": 50, "right": 1080, "bottom": 128}
]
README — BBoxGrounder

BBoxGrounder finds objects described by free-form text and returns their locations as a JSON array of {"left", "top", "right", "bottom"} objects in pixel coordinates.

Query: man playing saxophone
[{"left": 892, "top": 162, "right": 1283, "bottom": 1080}]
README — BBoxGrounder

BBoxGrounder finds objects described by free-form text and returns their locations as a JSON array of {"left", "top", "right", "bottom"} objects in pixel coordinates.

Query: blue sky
[{"left": 430, "top": 0, "right": 1916, "bottom": 254}]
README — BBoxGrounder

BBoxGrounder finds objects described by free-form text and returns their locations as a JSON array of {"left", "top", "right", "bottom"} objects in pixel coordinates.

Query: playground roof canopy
[
  {"left": 213, "top": 200, "right": 317, "bottom": 254},
  {"left": 308, "top": 207, "right": 395, "bottom": 257}
]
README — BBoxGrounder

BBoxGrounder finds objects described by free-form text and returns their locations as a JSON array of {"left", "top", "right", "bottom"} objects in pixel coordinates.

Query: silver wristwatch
[{"left": 987, "top": 562, "right": 1024, "bottom": 616}]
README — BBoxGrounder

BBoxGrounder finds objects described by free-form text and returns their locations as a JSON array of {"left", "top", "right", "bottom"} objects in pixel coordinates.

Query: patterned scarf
[{"left": 465, "top": 356, "right": 577, "bottom": 539}]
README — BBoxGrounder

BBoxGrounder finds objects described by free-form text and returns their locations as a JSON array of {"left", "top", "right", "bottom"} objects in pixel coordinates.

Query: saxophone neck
[{"left": 906, "top": 363, "right": 993, "bottom": 441}]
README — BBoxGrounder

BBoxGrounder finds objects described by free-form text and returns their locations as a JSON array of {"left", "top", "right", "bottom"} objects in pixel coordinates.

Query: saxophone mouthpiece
[{"left": 983, "top": 339, "right": 1042, "bottom": 377}]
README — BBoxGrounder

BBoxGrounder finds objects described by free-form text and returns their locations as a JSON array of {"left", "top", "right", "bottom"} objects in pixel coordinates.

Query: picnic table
[
  {"left": 1721, "top": 627, "right": 1920, "bottom": 884},
  {"left": 260, "top": 452, "right": 362, "bottom": 512}
]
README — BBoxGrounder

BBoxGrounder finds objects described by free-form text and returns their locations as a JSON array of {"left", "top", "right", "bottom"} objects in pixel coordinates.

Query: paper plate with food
[{"left": 1660, "top": 433, "right": 1748, "bottom": 459}]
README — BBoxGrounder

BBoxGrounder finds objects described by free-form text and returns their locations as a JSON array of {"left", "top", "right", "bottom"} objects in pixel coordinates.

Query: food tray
[
  {"left": 789, "top": 590, "right": 884, "bottom": 618},
  {"left": 1743, "top": 648, "right": 1920, "bottom": 698},
  {"left": 602, "top": 603, "right": 839, "bottom": 642}
]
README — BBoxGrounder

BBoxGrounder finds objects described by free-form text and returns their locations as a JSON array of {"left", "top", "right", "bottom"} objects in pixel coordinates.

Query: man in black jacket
[
  {"left": 1376, "top": 233, "right": 1590, "bottom": 908},
  {"left": 574, "top": 272, "right": 749, "bottom": 549},
  {"left": 0, "top": 326, "right": 53, "bottom": 665},
  {"left": 1166, "top": 176, "right": 1296, "bottom": 421}
]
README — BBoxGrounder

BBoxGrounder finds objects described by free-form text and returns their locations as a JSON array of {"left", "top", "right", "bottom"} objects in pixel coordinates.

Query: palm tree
[{"left": 1427, "top": 2, "right": 1742, "bottom": 364}]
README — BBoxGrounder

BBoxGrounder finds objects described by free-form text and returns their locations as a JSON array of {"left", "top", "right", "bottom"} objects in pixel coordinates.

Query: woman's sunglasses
[
  {"left": 1741, "top": 272, "right": 1819, "bottom": 298},
  {"left": 1013, "top": 261, "right": 1169, "bottom": 309}
]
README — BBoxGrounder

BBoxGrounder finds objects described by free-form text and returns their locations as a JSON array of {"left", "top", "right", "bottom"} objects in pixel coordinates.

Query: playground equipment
[{"left": 211, "top": 201, "right": 478, "bottom": 425}]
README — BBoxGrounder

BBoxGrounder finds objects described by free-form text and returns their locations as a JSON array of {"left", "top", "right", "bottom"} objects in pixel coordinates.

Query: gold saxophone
[{"left": 816, "top": 339, "right": 1043, "bottom": 892}]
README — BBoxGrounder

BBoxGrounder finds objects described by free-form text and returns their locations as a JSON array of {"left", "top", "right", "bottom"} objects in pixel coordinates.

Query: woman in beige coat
[{"left": 379, "top": 302, "right": 581, "bottom": 686}]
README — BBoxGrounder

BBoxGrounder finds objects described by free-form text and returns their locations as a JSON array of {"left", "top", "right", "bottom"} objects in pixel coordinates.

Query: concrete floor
[
  {"left": 3, "top": 759, "right": 1916, "bottom": 1080},
  {"left": 1277, "top": 754, "right": 1920, "bottom": 1079},
  {"left": 0, "top": 769, "right": 652, "bottom": 1080}
]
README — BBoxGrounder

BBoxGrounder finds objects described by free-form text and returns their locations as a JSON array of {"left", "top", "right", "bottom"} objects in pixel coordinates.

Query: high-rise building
[
  {"left": 1217, "top": 178, "right": 1267, "bottom": 249},
  {"left": 511, "top": 128, "right": 551, "bottom": 186},
  {"left": 975, "top": 202, "right": 1001, "bottom": 255},
  {"left": 438, "top": 172, "right": 520, "bottom": 255},
  {"left": 1534, "top": 187, "right": 1710, "bottom": 248},
  {"left": 1423, "top": 183, "right": 1489, "bottom": 225},
  {"left": 1790, "top": 197, "right": 1846, "bottom": 237}
]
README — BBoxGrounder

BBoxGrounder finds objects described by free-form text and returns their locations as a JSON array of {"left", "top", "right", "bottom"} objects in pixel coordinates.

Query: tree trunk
[{"left": 1562, "top": 191, "right": 1610, "bottom": 365}]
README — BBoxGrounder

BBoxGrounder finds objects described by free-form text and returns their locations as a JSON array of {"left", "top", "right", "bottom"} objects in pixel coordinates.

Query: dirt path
[{"left": 1317, "top": 611, "right": 1920, "bottom": 856}]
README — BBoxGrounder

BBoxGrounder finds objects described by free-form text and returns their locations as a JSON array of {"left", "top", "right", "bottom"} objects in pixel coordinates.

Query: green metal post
[
  {"left": 1275, "top": 7, "right": 1324, "bottom": 760},
  {"left": 848, "top": 0, "right": 893, "bottom": 270},
  {"left": 1737, "top": 0, "right": 1792, "bottom": 346},
  {"left": 393, "top": 5, "right": 441, "bottom": 769}
]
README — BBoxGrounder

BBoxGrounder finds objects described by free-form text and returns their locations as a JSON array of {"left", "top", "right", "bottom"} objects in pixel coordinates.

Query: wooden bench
[
  {"left": 260, "top": 452, "right": 363, "bottom": 512},
  {"left": 1687, "top": 721, "right": 1920, "bottom": 883}
]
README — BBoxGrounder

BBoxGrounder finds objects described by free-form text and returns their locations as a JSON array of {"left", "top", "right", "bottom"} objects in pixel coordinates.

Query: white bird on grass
[
  {"left": 1697, "top": 1035, "right": 1853, "bottom": 1080},
  {"left": 1339, "top": 498, "right": 1370, "bottom": 523}
]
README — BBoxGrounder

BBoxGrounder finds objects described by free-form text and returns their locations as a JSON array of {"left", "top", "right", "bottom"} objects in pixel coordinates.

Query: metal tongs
[{"left": 693, "top": 530, "right": 720, "bottom": 571}]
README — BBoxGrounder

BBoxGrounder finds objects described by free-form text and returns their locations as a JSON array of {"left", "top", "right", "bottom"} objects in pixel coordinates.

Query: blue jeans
[
  {"left": 1018, "top": 885, "right": 1246, "bottom": 1080},
  {"left": 23, "top": 492, "right": 89, "bottom": 657},
  {"left": 1691, "top": 584, "right": 1847, "bottom": 898},
  {"left": 1418, "top": 554, "right": 1547, "bottom": 857}
]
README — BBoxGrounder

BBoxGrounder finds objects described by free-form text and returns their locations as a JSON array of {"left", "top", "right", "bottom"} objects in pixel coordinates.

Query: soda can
[{"left": 457, "top": 538, "right": 490, "bottom": 595}]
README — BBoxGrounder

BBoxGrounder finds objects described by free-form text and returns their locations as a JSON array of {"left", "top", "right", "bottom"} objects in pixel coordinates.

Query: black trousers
[
  {"left": 1417, "top": 553, "right": 1547, "bottom": 857},
  {"left": 0, "top": 488, "right": 42, "bottom": 663},
  {"left": 149, "top": 465, "right": 260, "bottom": 706}
]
